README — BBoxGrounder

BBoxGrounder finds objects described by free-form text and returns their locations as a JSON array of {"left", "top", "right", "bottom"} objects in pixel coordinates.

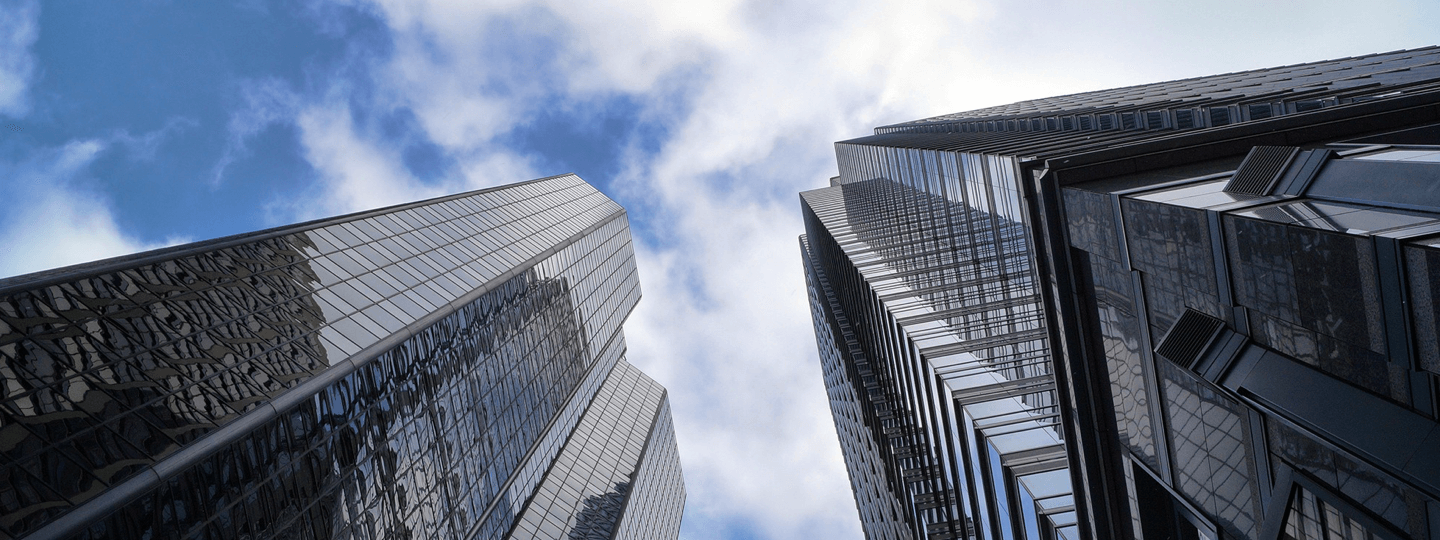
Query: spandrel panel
[
  {"left": 1405, "top": 243, "right": 1440, "bottom": 375},
  {"left": 1223, "top": 215, "right": 1400, "bottom": 405}
]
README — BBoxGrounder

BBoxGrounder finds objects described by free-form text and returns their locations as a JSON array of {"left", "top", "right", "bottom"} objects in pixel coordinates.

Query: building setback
[
  {"left": 801, "top": 47, "right": 1440, "bottom": 540},
  {"left": 0, "top": 174, "right": 684, "bottom": 540}
]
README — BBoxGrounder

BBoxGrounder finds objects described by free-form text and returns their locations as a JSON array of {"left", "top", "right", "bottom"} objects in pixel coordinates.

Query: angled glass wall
[
  {"left": 1062, "top": 144, "right": 1440, "bottom": 540},
  {"left": 0, "top": 174, "right": 684, "bottom": 540},
  {"left": 804, "top": 47, "right": 1440, "bottom": 540},
  {"left": 801, "top": 143, "right": 1068, "bottom": 540}
]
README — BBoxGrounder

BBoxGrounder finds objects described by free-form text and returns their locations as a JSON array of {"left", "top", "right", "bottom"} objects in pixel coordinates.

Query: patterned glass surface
[
  {"left": 0, "top": 175, "right": 681, "bottom": 540},
  {"left": 1281, "top": 484, "right": 1394, "bottom": 540},
  {"left": 1121, "top": 199, "right": 1225, "bottom": 338},
  {"left": 507, "top": 359, "right": 677, "bottom": 540},
  {"left": 1088, "top": 255, "right": 1158, "bottom": 471},
  {"left": 610, "top": 397, "right": 684, "bottom": 540},
  {"left": 1157, "top": 359, "right": 1261, "bottom": 540},
  {"left": 1062, "top": 187, "right": 1166, "bottom": 473}
]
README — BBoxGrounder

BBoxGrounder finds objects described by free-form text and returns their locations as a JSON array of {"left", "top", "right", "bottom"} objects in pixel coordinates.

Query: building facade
[
  {"left": 0, "top": 174, "right": 684, "bottom": 540},
  {"left": 802, "top": 47, "right": 1440, "bottom": 540}
]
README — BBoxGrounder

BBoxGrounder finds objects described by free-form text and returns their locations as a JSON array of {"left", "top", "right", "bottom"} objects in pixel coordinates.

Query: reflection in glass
[{"left": 0, "top": 175, "right": 679, "bottom": 540}]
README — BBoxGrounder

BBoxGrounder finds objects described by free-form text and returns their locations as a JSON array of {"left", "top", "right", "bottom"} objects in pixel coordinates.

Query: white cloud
[
  {"left": 0, "top": 0, "right": 39, "bottom": 118},
  {"left": 292, "top": 103, "right": 445, "bottom": 217},
  {"left": 212, "top": 77, "right": 304, "bottom": 186},
  {"left": 10, "top": 0, "right": 1431, "bottom": 536},
  {"left": 265, "top": 98, "right": 542, "bottom": 222},
  {"left": 0, "top": 3, "right": 1425, "bottom": 539},
  {"left": 0, "top": 140, "right": 186, "bottom": 279},
  {"left": 111, "top": 116, "right": 198, "bottom": 162},
  {"left": 264, "top": 1, "right": 1439, "bottom": 538}
]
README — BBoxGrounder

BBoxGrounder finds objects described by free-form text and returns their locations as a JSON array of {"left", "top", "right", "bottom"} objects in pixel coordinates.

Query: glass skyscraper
[
  {"left": 803, "top": 47, "right": 1440, "bottom": 540},
  {"left": 0, "top": 174, "right": 684, "bottom": 540}
]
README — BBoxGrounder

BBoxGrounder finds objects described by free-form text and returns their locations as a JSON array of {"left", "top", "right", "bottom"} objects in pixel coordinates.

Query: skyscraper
[
  {"left": 0, "top": 174, "right": 684, "bottom": 540},
  {"left": 802, "top": 47, "right": 1440, "bottom": 540}
]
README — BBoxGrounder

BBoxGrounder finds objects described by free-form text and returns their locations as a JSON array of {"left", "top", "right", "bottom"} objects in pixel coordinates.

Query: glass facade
[
  {"left": 508, "top": 358, "right": 682, "bottom": 540},
  {"left": 801, "top": 141, "right": 1066, "bottom": 540},
  {"left": 1061, "top": 147, "right": 1440, "bottom": 540},
  {"left": 0, "top": 174, "right": 683, "bottom": 539},
  {"left": 801, "top": 237, "right": 913, "bottom": 540},
  {"left": 804, "top": 47, "right": 1440, "bottom": 540}
]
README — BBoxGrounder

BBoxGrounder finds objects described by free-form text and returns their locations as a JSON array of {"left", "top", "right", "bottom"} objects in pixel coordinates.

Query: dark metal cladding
[
  {"left": 802, "top": 46, "right": 1440, "bottom": 540},
  {"left": 0, "top": 174, "right": 684, "bottom": 540}
]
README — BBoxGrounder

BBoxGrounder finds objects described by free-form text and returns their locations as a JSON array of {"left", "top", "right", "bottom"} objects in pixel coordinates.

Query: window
[{"left": 1280, "top": 483, "right": 1401, "bottom": 540}]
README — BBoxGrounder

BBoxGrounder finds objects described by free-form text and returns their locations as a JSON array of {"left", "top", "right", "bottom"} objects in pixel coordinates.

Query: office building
[
  {"left": 0, "top": 174, "right": 684, "bottom": 539},
  {"left": 801, "top": 47, "right": 1440, "bottom": 539}
]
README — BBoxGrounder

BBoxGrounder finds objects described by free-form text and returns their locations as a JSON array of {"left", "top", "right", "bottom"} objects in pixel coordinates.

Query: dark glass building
[
  {"left": 0, "top": 174, "right": 684, "bottom": 540},
  {"left": 801, "top": 47, "right": 1440, "bottom": 540}
]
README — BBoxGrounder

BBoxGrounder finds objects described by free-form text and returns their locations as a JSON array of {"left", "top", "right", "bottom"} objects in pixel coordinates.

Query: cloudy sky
[{"left": 2, "top": 1, "right": 1438, "bottom": 538}]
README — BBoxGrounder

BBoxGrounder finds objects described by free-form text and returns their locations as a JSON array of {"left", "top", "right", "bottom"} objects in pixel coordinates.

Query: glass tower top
[{"left": 0, "top": 174, "right": 684, "bottom": 540}]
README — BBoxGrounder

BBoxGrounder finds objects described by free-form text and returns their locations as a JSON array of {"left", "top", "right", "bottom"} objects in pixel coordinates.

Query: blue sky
[{"left": 3, "top": 1, "right": 1440, "bottom": 538}]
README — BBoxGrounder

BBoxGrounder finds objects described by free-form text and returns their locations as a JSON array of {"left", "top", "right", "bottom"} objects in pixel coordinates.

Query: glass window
[
  {"left": 1281, "top": 484, "right": 1399, "bottom": 540},
  {"left": 1158, "top": 359, "right": 1261, "bottom": 539},
  {"left": 1352, "top": 148, "right": 1440, "bottom": 162},
  {"left": 1224, "top": 215, "right": 1398, "bottom": 402},
  {"left": 986, "top": 441, "right": 1015, "bottom": 540},
  {"left": 324, "top": 224, "right": 363, "bottom": 248},
  {"left": 357, "top": 272, "right": 398, "bottom": 298},
  {"left": 326, "top": 282, "right": 372, "bottom": 311},
  {"left": 350, "top": 220, "right": 386, "bottom": 241}
]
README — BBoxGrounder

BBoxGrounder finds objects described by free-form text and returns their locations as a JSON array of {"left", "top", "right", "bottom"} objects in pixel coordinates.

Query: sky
[{"left": 1, "top": 1, "right": 1439, "bottom": 538}]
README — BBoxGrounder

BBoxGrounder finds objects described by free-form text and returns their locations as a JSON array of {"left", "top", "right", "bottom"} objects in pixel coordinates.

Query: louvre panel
[
  {"left": 1079, "top": 115, "right": 1094, "bottom": 130},
  {"left": 1248, "top": 103, "right": 1274, "bottom": 120},
  {"left": 1155, "top": 309, "right": 1226, "bottom": 369},
  {"left": 1174, "top": 109, "right": 1195, "bottom": 129},
  {"left": 1098, "top": 114, "right": 1115, "bottom": 130},
  {"left": 1145, "top": 111, "right": 1166, "bottom": 130},
  {"left": 1121, "top": 112, "right": 1137, "bottom": 130},
  {"left": 1224, "top": 145, "right": 1299, "bottom": 195},
  {"left": 1209, "top": 107, "right": 1232, "bottom": 126}
]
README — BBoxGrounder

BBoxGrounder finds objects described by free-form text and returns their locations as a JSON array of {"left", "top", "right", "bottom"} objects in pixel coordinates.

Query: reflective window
[
  {"left": 1281, "top": 484, "right": 1398, "bottom": 540},
  {"left": 1352, "top": 148, "right": 1440, "bottom": 162},
  {"left": 0, "top": 175, "right": 671, "bottom": 540},
  {"left": 1267, "top": 421, "right": 1432, "bottom": 538},
  {"left": 1158, "top": 359, "right": 1261, "bottom": 540}
]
